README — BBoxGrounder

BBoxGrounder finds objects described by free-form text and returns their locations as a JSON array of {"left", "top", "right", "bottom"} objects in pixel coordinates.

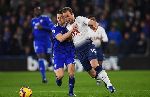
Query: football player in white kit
[
  {"left": 62, "top": 7, "right": 115, "bottom": 93},
  {"left": 88, "top": 16, "right": 109, "bottom": 85}
]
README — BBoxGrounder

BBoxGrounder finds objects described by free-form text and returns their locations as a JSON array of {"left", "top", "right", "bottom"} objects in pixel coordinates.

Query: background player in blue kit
[
  {"left": 31, "top": 2, "right": 54, "bottom": 83},
  {"left": 52, "top": 10, "right": 76, "bottom": 96}
]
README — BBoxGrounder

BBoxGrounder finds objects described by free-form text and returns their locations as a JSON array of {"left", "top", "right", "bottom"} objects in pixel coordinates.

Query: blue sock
[
  {"left": 69, "top": 76, "right": 75, "bottom": 94},
  {"left": 38, "top": 58, "right": 46, "bottom": 80},
  {"left": 95, "top": 65, "right": 103, "bottom": 78}
]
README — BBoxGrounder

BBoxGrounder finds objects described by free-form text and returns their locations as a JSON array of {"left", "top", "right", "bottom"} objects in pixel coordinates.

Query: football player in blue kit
[
  {"left": 52, "top": 10, "right": 76, "bottom": 96},
  {"left": 31, "top": 2, "right": 54, "bottom": 83}
]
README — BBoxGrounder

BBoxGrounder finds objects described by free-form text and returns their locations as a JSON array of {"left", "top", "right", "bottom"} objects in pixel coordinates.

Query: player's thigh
[
  {"left": 96, "top": 47, "right": 103, "bottom": 65},
  {"left": 33, "top": 41, "right": 46, "bottom": 58},
  {"left": 88, "top": 45, "right": 99, "bottom": 68},
  {"left": 53, "top": 56, "right": 65, "bottom": 71},
  {"left": 45, "top": 41, "right": 52, "bottom": 54},
  {"left": 90, "top": 59, "right": 99, "bottom": 68}
]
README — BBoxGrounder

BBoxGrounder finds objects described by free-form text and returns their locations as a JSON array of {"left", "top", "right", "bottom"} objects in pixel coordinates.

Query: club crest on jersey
[{"left": 40, "top": 19, "right": 43, "bottom": 23}]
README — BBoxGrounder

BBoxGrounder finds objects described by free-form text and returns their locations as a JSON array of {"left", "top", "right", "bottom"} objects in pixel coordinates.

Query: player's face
[
  {"left": 57, "top": 14, "right": 65, "bottom": 25},
  {"left": 89, "top": 20, "right": 97, "bottom": 30},
  {"left": 62, "top": 11, "right": 74, "bottom": 24},
  {"left": 33, "top": 7, "right": 41, "bottom": 17}
]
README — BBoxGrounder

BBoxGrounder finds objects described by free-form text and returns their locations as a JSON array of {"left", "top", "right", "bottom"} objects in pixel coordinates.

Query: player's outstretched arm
[{"left": 55, "top": 30, "right": 74, "bottom": 42}]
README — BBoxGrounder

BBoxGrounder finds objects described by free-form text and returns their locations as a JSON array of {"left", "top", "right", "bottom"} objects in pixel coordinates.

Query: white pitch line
[
  {"left": 32, "top": 90, "right": 150, "bottom": 93},
  {"left": 16, "top": 89, "right": 150, "bottom": 93}
]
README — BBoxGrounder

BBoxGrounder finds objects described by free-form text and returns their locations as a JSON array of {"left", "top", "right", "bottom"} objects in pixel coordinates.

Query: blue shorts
[
  {"left": 33, "top": 41, "right": 52, "bottom": 54},
  {"left": 76, "top": 42, "right": 97, "bottom": 71},
  {"left": 96, "top": 47, "right": 103, "bottom": 61},
  {"left": 53, "top": 48, "right": 75, "bottom": 70}
]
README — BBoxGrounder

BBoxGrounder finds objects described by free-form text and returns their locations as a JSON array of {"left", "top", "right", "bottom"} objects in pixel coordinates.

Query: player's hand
[
  {"left": 37, "top": 24, "right": 43, "bottom": 30},
  {"left": 72, "top": 23, "right": 78, "bottom": 31}
]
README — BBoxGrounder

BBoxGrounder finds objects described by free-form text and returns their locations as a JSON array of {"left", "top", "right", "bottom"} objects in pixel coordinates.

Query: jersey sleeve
[
  {"left": 76, "top": 16, "right": 90, "bottom": 25},
  {"left": 42, "top": 15, "right": 54, "bottom": 31},
  {"left": 100, "top": 27, "right": 108, "bottom": 42},
  {"left": 66, "top": 24, "right": 73, "bottom": 31},
  {"left": 52, "top": 26, "right": 61, "bottom": 38}
]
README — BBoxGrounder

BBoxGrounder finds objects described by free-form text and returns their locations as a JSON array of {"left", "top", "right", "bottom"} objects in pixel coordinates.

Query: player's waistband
[{"left": 75, "top": 40, "right": 92, "bottom": 51}]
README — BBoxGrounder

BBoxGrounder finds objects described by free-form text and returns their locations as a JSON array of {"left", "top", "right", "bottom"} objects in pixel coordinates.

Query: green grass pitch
[{"left": 0, "top": 70, "right": 150, "bottom": 97}]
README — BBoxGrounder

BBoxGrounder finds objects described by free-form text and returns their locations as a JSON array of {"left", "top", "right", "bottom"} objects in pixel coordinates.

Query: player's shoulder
[
  {"left": 41, "top": 15, "right": 49, "bottom": 18},
  {"left": 98, "top": 26, "right": 105, "bottom": 31},
  {"left": 31, "top": 17, "right": 36, "bottom": 22},
  {"left": 76, "top": 16, "right": 86, "bottom": 20},
  {"left": 31, "top": 18, "right": 37, "bottom": 25},
  {"left": 52, "top": 24, "right": 60, "bottom": 30},
  {"left": 41, "top": 15, "right": 51, "bottom": 20}
]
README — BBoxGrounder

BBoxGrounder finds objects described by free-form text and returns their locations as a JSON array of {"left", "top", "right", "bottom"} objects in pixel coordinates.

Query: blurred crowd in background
[{"left": 0, "top": 0, "right": 149, "bottom": 57}]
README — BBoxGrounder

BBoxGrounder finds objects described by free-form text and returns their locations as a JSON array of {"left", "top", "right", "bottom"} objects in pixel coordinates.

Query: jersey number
[{"left": 90, "top": 49, "right": 96, "bottom": 54}]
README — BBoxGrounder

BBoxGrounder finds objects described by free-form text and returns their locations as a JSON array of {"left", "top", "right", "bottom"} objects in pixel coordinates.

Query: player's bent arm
[
  {"left": 101, "top": 27, "right": 108, "bottom": 42},
  {"left": 40, "top": 16, "right": 54, "bottom": 31},
  {"left": 56, "top": 31, "right": 72, "bottom": 42}
]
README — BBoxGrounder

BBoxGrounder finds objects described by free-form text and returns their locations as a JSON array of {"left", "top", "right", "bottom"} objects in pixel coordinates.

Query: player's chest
[{"left": 91, "top": 32, "right": 101, "bottom": 40}]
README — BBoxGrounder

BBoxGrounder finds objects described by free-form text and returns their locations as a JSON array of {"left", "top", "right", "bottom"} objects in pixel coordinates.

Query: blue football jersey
[
  {"left": 31, "top": 15, "right": 54, "bottom": 42},
  {"left": 52, "top": 24, "right": 74, "bottom": 54},
  {"left": 52, "top": 24, "right": 75, "bottom": 70}
]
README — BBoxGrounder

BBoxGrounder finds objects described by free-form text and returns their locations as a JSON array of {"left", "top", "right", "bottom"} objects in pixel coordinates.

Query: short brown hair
[
  {"left": 88, "top": 16, "right": 96, "bottom": 21},
  {"left": 57, "top": 9, "right": 63, "bottom": 14},
  {"left": 61, "top": 7, "right": 73, "bottom": 14}
]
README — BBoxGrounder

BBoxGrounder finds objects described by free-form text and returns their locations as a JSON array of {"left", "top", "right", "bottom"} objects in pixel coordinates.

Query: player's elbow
[{"left": 57, "top": 38, "right": 65, "bottom": 42}]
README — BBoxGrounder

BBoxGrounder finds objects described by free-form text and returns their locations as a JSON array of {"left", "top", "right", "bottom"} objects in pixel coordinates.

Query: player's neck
[
  {"left": 59, "top": 23, "right": 66, "bottom": 27},
  {"left": 70, "top": 18, "right": 75, "bottom": 24}
]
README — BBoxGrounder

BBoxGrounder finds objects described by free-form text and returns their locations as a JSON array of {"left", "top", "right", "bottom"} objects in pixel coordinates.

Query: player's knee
[
  {"left": 68, "top": 71, "right": 75, "bottom": 77},
  {"left": 56, "top": 72, "right": 64, "bottom": 79},
  {"left": 37, "top": 53, "right": 46, "bottom": 59},
  {"left": 88, "top": 69, "right": 96, "bottom": 78},
  {"left": 56, "top": 74, "right": 64, "bottom": 80},
  {"left": 90, "top": 59, "right": 99, "bottom": 68},
  {"left": 91, "top": 63, "right": 100, "bottom": 69}
]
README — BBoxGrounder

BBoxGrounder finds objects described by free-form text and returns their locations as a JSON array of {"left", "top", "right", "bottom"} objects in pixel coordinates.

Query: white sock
[{"left": 97, "top": 70, "right": 112, "bottom": 87}]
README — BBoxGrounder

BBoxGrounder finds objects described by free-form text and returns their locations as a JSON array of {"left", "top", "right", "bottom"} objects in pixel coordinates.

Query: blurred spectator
[
  {"left": 2, "top": 26, "right": 12, "bottom": 55},
  {"left": 0, "top": 0, "right": 149, "bottom": 56},
  {"left": 10, "top": 26, "right": 23, "bottom": 55},
  {"left": 120, "top": 33, "right": 132, "bottom": 56},
  {"left": 130, "top": 26, "right": 140, "bottom": 54},
  {"left": 107, "top": 26, "right": 122, "bottom": 47},
  {"left": 136, "top": 33, "right": 148, "bottom": 54}
]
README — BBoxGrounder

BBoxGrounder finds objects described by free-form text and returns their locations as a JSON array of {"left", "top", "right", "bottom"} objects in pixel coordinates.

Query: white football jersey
[
  {"left": 67, "top": 16, "right": 91, "bottom": 47},
  {"left": 89, "top": 26, "right": 108, "bottom": 47}
]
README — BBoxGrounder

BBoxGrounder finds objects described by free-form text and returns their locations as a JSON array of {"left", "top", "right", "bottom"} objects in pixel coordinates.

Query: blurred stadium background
[
  {"left": 0, "top": 0, "right": 149, "bottom": 70},
  {"left": 0, "top": 0, "right": 150, "bottom": 97}
]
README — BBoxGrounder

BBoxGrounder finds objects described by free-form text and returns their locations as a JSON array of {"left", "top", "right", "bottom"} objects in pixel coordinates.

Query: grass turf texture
[{"left": 0, "top": 71, "right": 150, "bottom": 97}]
